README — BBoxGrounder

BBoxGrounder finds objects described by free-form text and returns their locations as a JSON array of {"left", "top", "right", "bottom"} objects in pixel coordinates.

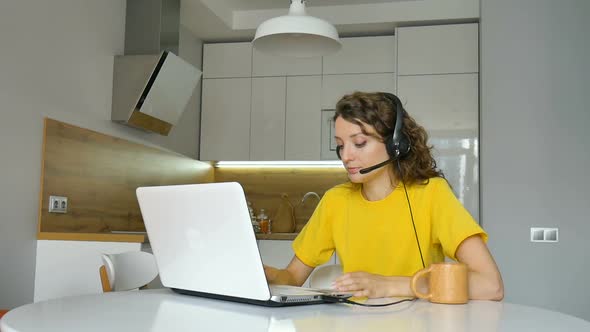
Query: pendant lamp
[{"left": 252, "top": 0, "right": 341, "bottom": 58}]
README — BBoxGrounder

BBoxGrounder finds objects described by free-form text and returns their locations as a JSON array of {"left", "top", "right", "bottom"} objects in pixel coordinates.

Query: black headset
[{"left": 336, "top": 92, "right": 411, "bottom": 160}]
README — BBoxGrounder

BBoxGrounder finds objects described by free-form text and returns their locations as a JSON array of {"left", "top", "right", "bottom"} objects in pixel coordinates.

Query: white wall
[
  {"left": 481, "top": 0, "right": 590, "bottom": 320},
  {"left": 0, "top": 0, "right": 202, "bottom": 308}
]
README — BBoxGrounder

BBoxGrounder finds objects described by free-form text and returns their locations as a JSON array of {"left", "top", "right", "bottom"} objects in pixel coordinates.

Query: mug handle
[{"left": 410, "top": 266, "right": 432, "bottom": 300}]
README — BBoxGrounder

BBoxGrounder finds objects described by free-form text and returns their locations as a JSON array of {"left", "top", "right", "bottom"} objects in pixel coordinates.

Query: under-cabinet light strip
[{"left": 214, "top": 161, "right": 344, "bottom": 168}]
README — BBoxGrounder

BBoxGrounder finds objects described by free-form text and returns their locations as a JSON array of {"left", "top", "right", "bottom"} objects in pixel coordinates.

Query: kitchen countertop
[
  {"left": 37, "top": 231, "right": 146, "bottom": 243},
  {"left": 255, "top": 232, "right": 298, "bottom": 240}
]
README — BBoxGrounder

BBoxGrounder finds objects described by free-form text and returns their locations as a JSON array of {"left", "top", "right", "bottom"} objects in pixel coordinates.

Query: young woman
[{"left": 264, "top": 92, "right": 504, "bottom": 300}]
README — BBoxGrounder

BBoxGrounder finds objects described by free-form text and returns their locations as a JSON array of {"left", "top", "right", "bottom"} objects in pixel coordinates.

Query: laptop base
[{"left": 172, "top": 288, "right": 327, "bottom": 307}]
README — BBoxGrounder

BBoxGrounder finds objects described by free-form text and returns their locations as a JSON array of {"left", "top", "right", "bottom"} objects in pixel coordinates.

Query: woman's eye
[{"left": 355, "top": 142, "right": 367, "bottom": 148}]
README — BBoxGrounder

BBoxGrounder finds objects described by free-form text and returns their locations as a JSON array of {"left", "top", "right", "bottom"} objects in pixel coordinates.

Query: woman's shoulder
[{"left": 409, "top": 177, "right": 449, "bottom": 193}]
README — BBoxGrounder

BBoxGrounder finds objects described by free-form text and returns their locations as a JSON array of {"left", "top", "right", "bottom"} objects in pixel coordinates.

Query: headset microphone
[{"left": 359, "top": 158, "right": 393, "bottom": 174}]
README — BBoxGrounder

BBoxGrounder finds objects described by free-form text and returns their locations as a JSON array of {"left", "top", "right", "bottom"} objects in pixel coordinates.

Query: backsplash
[
  {"left": 38, "top": 118, "right": 214, "bottom": 234},
  {"left": 214, "top": 167, "right": 348, "bottom": 233}
]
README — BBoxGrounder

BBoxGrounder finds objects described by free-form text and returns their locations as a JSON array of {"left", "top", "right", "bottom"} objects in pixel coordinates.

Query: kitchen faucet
[{"left": 300, "top": 191, "right": 321, "bottom": 205}]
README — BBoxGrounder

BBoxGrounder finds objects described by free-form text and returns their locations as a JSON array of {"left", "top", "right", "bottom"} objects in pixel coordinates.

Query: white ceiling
[{"left": 180, "top": 0, "right": 479, "bottom": 42}]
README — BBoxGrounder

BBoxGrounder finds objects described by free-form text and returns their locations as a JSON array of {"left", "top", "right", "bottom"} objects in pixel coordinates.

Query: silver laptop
[{"left": 136, "top": 182, "right": 351, "bottom": 307}]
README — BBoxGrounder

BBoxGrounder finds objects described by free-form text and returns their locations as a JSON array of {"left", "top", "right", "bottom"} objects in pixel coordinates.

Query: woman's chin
[{"left": 347, "top": 174, "right": 364, "bottom": 183}]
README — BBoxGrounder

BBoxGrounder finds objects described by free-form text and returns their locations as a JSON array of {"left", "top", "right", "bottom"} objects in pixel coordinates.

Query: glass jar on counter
[
  {"left": 248, "top": 201, "right": 260, "bottom": 233},
  {"left": 257, "top": 208, "right": 271, "bottom": 234}
]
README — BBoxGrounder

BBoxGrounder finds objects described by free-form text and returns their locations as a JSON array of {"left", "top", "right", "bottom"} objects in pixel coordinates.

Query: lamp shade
[{"left": 252, "top": 1, "right": 341, "bottom": 58}]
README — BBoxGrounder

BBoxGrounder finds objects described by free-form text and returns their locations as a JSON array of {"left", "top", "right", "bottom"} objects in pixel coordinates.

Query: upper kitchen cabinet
[
  {"left": 250, "top": 77, "right": 287, "bottom": 160},
  {"left": 397, "top": 74, "right": 479, "bottom": 133},
  {"left": 200, "top": 78, "right": 251, "bottom": 161},
  {"left": 396, "top": 24, "right": 478, "bottom": 75},
  {"left": 202, "top": 42, "right": 252, "bottom": 78},
  {"left": 251, "top": 76, "right": 323, "bottom": 161},
  {"left": 322, "top": 36, "right": 396, "bottom": 74},
  {"left": 285, "top": 76, "right": 322, "bottom": 160},
  {"left": 252, "top": 48, "right": 322, "bottom": 77},
  {"left": 321, "top": 73, "right": 396, "bottom": 109}
]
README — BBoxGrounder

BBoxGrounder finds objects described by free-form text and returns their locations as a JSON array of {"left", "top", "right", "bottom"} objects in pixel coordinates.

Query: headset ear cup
[
  {"left": 397, "top": 135, "right": 411, "bottom": 158},
  {"left": 385, "top": 135, "right": 396, "bottom": 159}
]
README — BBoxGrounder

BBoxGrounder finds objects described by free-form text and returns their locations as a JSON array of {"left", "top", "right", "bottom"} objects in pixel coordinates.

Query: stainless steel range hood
[{"left": 111, "top": 0, "right": 202, "bottom": 136}]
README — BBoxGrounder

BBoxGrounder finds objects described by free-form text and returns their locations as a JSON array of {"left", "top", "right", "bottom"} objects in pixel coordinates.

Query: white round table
[{"left": 1, "top": 289, "right": 589, "bottom": 332}]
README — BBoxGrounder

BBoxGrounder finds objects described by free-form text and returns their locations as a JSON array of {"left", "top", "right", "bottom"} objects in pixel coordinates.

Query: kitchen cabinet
[
  {"left": 321, "top": 73, "right": 396, "bottom": 110},
  {"left": 200, "top": 78, "right": 252, "bottom": 161},
  {"left": 34, "top": 240, "right": 142, "bottom": 302},
  {"left": 250, "top": 77, "right": 287, "bottom": 160},
  {"left": 202, "top": 42, "right": 252, "bottom": 78},
  {"left": 250, "top": 76, "right": 323, "bottom": 161},
  {"left": 285, "top": 76, "right": 322, "bottom": 160},
  {"left": 395, "top": 23, "right": 480, "bottom": 221},
  {"left": 397, "top": 74, "right": 478, "bottom": 133},
  {"left": 322, "top": 36, "right": 396, "bottom": 74},
  {"left": 396, "top": 24, "right": 478, "bottom": 75},
  {"left": 257, "top": 240, "right": 336, "bottom": 287},
  {"left": 200, "top": 35, "right": 397, "bottom": 161},
  {"left": 252, "top": 48, "right": 321, "bottom": 77}
]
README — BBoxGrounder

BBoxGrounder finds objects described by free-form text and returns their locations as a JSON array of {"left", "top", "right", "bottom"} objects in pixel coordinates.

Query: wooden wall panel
[
  {"left": 38, "top": 118, "right": 214, "bottom": 234},
  {"left": 214, "top": 168, "right": 349, "bottom": 232}
]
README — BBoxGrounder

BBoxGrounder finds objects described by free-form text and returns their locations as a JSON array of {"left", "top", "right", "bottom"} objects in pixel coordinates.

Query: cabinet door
[
  {"left": 321, "top": 73, "right": 396, "bottom": 109},
  {"left": 397, "top": 73, "right": 479, "bottom": 219},
  {"left": 257, "top": 240, "right": 335, "bottom": 287},
  {"left": 250, "top": 77, "right": 287, "bottom": 160},
  {"left": 285, "top": 76, "right": 322, "bottom": 160},
  {"left": 252, "top": 48, "right": 321, "bottom": 77},
  {"left": 397, "top": 74, "right": 478, "bottom": 133},
  {"left": 200, "top": 78, "right": 252, "bottom": 161},
  {"left": 257, "top": 240, "right": 295, "bottom": 269},
  {"left": 322, "top": 36, "right": 396, "bottom": 74},
  {"left": 203, "top": 42, "right": 252, "bottom": 78},
  {"left": 396, "top": 24, "right": 478, "bottom": 75},
  {"left": 34, "top": 240, "right": 141, "bottom": 302}
]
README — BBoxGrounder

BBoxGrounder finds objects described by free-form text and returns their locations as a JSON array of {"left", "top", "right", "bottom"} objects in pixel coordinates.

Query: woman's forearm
[
  {"left": 264, "top": 266, "right": 301, "bottom": 286},
  {"left": 467, "top": 270, "right": 504, "bottom": 300}
]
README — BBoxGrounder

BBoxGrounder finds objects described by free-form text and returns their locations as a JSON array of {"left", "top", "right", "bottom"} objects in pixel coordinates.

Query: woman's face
[{"left": 334, "top": 117, "right": 391, "bottom": 183}]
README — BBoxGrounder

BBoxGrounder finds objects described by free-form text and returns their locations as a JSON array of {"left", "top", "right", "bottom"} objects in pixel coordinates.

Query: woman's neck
[{"left": 361, "top": 172, "right": 398, "bottom": 201}]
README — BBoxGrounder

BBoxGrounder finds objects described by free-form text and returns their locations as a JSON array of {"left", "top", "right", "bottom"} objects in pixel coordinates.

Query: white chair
[
  {"left": 309, "top": 264, "right": 343, "bottom": 289},
  {"left": 99, "top": 251, "right": 159, "bottom": 292}
]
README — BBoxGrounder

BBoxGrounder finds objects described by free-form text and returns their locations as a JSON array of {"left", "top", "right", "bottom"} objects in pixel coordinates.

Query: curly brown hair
[{"left": 334, "top": 91, "right": 444, "bottom": 185}]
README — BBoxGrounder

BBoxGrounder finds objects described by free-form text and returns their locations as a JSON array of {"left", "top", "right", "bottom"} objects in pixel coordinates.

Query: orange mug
[{"left": 410, "top": 262, "right": 468, "bottom": 304}]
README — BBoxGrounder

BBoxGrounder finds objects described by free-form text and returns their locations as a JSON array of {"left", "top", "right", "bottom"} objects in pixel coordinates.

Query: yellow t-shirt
[{"left": 292, "top": 177, "right": 487, "bottom": 276}]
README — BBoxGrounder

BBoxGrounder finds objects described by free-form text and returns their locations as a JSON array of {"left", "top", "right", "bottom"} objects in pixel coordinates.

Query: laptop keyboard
[{"left": 270, "top": 285, "right": 324, "bottom": 296}]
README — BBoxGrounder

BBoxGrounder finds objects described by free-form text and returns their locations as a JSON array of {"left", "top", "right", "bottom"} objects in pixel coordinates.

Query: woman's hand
[
  {"left": 263, "top": 265, "right": 280, "bottom": 284},
  {"left": 332, "top": 272, "right": 396, "bottom": 298}
]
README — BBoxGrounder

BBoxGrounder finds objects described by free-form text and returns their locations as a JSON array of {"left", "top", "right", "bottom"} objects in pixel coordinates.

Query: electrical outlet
[
  {"left": 530, "top": 227, "right": 558, "bottom": 243},
  {"left": 49, "top": 195, "right": 68, "bottom": 213}
]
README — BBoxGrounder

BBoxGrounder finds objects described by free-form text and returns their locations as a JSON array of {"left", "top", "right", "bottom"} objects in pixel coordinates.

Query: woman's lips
[{"left": 347, "top": 167, "right": 360, "bottom": 174}]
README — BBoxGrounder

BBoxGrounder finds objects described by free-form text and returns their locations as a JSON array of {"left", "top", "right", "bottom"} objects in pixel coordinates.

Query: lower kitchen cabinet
[
  {"left": 257, "top": 240, "right": 335, "bottom": 287},
  {"left": 34, "top": 240, "right": 142, "bottom": 302}
]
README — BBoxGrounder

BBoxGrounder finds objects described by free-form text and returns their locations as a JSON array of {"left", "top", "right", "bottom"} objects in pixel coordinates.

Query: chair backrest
[
  {"left": 309, "top": 264, "right": 343, "bottom": 289},
  {"left": 99, "top": 251, "right": 159, "bottom": 292}
]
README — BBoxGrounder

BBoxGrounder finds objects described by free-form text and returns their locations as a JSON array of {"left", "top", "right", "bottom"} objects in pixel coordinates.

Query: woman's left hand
[{"left": 332, "top": 272, "right": 392, "bottom": 298}]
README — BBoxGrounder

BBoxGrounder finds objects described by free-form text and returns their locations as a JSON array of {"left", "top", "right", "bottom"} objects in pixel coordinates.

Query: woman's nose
[{"left": 340, "top": 145, "right": 353, "bottom": 162}]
